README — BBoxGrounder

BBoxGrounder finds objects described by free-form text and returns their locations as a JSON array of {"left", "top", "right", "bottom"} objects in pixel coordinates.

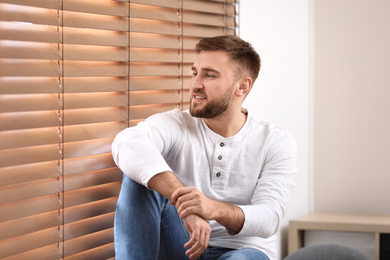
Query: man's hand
[
  {"left": 148, "top": 174, "right": 211, "bottom": 258},
  {"left": 171, "top": 186, "right": 245, "bottom": 235},
  {"left": 171, "top": 187, "right": 216, "bottom": 220},
  {"left": 182, "top": 214, "right": 211, "bottom": 259},
  {"left": 171, "top": 187, "right": 212, "bottom": 259}
]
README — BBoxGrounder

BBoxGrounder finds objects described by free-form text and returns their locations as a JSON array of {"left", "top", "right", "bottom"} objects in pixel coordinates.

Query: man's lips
[
  {"left": 193, "top": 95, "right": 206, "bottom": 99},
  {"left": 191, "top": 93, "right": 207, "bottom": 101}
]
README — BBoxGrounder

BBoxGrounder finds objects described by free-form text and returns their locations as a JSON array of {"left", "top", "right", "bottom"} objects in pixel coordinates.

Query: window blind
[{"left": 0, "top": 0, "right": 239, "bottom": 259}]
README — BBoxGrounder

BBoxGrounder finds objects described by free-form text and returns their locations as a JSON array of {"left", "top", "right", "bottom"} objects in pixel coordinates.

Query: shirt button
[
  {"left": 218, "top": 155, "right": 222, "bottom": 160},
  {"left": 220, "top": 142, "right": 225, "bottom": 147},
  {"left": 216, "top": 172, "right": 221, "bottom": 177}
]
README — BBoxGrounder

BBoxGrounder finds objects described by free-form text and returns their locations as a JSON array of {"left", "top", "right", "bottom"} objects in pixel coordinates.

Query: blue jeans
[{"left": 115, "top": 175, "right": 270, "bottom": 260}]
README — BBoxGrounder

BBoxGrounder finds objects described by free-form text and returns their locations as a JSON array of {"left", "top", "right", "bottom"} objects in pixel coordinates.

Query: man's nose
[{"left": 190, "top": 76, "right": 203, "bottom": 90}]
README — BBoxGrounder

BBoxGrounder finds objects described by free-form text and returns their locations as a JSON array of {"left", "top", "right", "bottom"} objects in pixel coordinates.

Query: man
[{"left": 112, "top": 35, "right": 297, "bottom": 260}]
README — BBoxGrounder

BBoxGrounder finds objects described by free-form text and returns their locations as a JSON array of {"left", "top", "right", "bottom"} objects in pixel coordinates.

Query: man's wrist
[
  {"left": 148, "top": 171, "right": 184, "bottom": 199},
  {"left": 213, "top": 201, "right": 244, "bottom": 235}
]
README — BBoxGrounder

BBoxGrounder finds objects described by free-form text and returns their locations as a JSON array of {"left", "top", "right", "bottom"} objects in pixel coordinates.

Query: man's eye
[
  {"left": 206, "top": 74, "right": 215, "bottom": 78},
  {"left": 192, "top": 72, "right": 198, "bottom": 77}
]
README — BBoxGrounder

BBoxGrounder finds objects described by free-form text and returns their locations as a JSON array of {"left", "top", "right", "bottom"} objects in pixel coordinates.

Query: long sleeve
[
  {"left": 111, "top": 109, "right": 184, "bottom": 187},
  {"left": 238, "top": 130, "right": 297, "bottom": 238}
]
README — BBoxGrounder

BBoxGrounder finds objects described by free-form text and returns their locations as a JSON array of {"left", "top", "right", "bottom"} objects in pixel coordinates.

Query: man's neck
[{"left": 202, "top": 108, "right": 247, "bottom": 138}]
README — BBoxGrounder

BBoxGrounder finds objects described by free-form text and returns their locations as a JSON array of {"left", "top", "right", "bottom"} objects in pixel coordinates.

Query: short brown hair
[{"left": 195, "top": 35, "right": 261, "bottom": 83}]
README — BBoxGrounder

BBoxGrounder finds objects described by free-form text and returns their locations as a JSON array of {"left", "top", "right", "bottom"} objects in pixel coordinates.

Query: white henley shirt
[{"left": 112, "top": 108, "right": 297, "bottom": 260}]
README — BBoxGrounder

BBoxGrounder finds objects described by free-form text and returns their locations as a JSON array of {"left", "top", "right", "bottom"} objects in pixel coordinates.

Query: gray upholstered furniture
[{"left": 283, "top": 244, "right": 370, "bottom": 260}]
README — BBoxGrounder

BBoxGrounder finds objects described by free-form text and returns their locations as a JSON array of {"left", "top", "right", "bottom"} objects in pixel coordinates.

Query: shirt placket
[{"left": 211, "top": 140, "right": 229, "bottom": 190}]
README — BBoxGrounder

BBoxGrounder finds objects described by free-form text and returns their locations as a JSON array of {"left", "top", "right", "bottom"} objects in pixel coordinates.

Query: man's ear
[{"left": 236, "top": 77, "right": 253, "bottom": 97}]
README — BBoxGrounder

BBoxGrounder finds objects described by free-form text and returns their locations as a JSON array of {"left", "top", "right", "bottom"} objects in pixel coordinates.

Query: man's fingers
[
  {"left": 185, "top": 231, "right": 207, "bottom": 259},
  {"left": 184, "top": 220, "right": 210, "bottom": 259},
  {"left": 187, "top": 246, "right": 203, "bottom": 259},
  {"left": 184, "top": 227, "right": 198, "bottom": 249},
  {"left": 170, "top": 187, "right": 192, "bottom": 205},
  {"left": 177, "top": 200, "right": 198, "bottom": 218}
]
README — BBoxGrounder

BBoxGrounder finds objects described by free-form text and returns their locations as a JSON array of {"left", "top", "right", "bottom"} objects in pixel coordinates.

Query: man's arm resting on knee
[
  {"left": 147, "top": 171, "right": 184, "bottom": 199},
  {"left": 148, "top": 171, "right": 211, "bottom": 260},
  {"left": 171, "top": 187, "right": 245, "bottom": 235}
]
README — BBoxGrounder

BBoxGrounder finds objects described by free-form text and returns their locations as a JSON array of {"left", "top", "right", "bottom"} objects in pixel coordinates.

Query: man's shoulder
[
  {"left": 247, "top": 112, "right": 293, "bottom": 138},
  {"left": 149, "top": 108, "right": 192, "bottom": 120},
  {"left": 146, "top": 108, "right": 198, "bottom": 126}
]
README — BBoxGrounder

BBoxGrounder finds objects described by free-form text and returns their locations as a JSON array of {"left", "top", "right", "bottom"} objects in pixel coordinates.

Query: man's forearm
[
  {"left": 172, "top": 187, "right": 245, "bottom": 235},
  {"left": 148, "top": 171, "right": 185, "bottom": 199},
  {"left": 213, "top": 201, "right": 245, "bottom": 235}
]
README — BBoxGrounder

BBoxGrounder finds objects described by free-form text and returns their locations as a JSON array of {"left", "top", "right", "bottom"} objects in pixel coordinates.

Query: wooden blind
[{"left": 0, "top": 0, "right": 238, "bottom": 259}]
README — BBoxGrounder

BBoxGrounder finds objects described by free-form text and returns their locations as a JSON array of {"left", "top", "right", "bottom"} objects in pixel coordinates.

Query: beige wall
[
  {"left": 314, "top": 0, "right": 390, "bottom": 214},
  {"left": 241, "top": 0, "right": 390, "bottom": 257}
]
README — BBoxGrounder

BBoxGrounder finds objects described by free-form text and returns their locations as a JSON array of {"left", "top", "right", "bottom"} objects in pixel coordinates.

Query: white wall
[{"left": 240, "top": 1, "right": 312, "bottom": 258}]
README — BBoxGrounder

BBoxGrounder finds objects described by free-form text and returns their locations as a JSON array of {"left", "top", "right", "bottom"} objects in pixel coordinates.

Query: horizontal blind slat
[
  {"left": 0, "top": 210, "right": 61, "bottom": 241},
  {"left": 130, "top": 3, "right": 180, "bottom": 22},
  {"left": 63, "top": 0, "right": 129, "bottom": 17},
  {"left": 63, "top": 27, "right": 128, "bottom": 46},
  {"left": 64, "top": 198, "right": 117, "bottom": 224},
  {"left": 64, "top": 154, "right": 116, "bottom": 175},
  {"left": 0, "top": 178, "right": 62, "bottom": 204},
  {"left": 130, "top": 63, "right": 181, "bottom": 76},
  {"left": 183, "top": 0, "right": 235, "bottom": 15},
  {"left": 0, "top": 59, "right": 61, "bottom": 77},
  {"left": 130, "top": 32, "right": 181, "bottom": 49},
  {"left": 129, "top": 103, "right": 180, "bottom": 120},
  {"left": 0, "top": 0, "right": 60, "bottom": 9},
  {"left": 63, "top": 182, "right": 120, "bottom": 208},
  {"left": 0, "top": 145, "right": 62, "bottom": 167},
  {"left": 130, "top": 18, "right": 181, "bottom": 35},
  {"left": 0, "top": 127, "right": 62, "bottom": 149},
  {"left": 129, "top": 0, "right": 180, "bottom": 9},
  {"left": 129, "top": 90, "right": 183, "bottom": 106},
  {"left": 0, "top": 77, "right": 61, "bottom": 95},
  {"left": 183, "top": 64, "right": 193, "bottom": 76},
  {"left": 183, "top": 23, "right": 235, "bottom": 38},
  {"left": 64, "top": 213, "right": 114, "bottom": 240},
  {"left": 0, "top": 22, "right": 61, "bottom": 43},
  {"left": 0, "top": 243, "right": 61, "bottom": 260},
  {"left": 64, "top": 122, "right": 127, "bottom": 142},
  {"left": 130, "top": 48, "right": 182, "bottom": 63},
  {"left": 63, "top": 92, "right": 127, "bottom": 109},
  {"left": 63, "top": 11, "right": 128, "bottom": 31},
  {"left": 0, "top": 3, "right": 60, "bottom": 26},
  {"left": 64, "top": 242, "right": 114, "bottom": 260},
  {"left": 0, "top": 111, "right": 61, "bottom": 131},
  {"left": 183, "top": 36, "right": 203, "bottom": 49},
  {"left": 0, "top": 226, "right": 62, "bottom": 258},
  {"left": 0, "top": 40, "right": 60, "bottom": 60},
  {"left": 64, "top": 107, "right": 128, "bottom": 125},
  {"left": 64, "top": 168, "right": 122, "bottom": 192},
  {"left": 63, "top": 61, "right": 128, "bottom": 77},
  {"left": 64, "top": 77, "right": 128, "bottom": 93},
  {"left": 63, "top": 138, "right": 114, "bottom": 159},
  {"left": 183, "top": 89, "right": 191, "bottom": 102},
  {"left": 64, "top": 44, "right": 128, "bottom": 62},
  {"left": 0, "top": 161, "right": 61, "bottom": 186},
  {"left": 63, "top": 228, "right": 113, "bottom": 257},
  {"left": 0, "top": 94, "right": 61, "bottom": 113},
  {"left": 183, "top": 11, "right": 236, "bottom": 27},
  {"left": 183, "top": 50, "right": 197, "bottom": 63},
  {"left": 0, "top": 194, "right": 62, "bottom": 222},
  {"left": 130, "top": 76, "right": 182, "bottom": 91}
]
